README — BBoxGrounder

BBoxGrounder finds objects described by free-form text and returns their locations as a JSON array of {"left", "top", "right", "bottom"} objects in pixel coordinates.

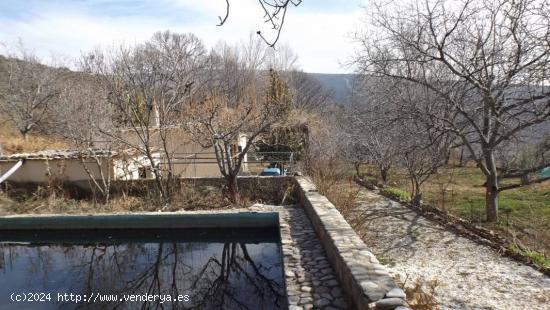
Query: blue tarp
[{"left": 259, "top": 167, "right": 281, "bottom": 176}]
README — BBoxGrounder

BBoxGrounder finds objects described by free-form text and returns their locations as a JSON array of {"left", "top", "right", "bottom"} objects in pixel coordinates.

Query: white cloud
[{"left": 0, "top": 1, "right": 364, "bottom": 73}]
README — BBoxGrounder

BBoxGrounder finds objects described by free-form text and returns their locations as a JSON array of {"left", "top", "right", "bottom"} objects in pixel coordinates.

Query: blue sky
[{"left": 0, "top": 0, "right": 366, "bottom": 73}]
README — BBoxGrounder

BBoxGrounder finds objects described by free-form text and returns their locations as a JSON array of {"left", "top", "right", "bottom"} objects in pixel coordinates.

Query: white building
[{"left": 0, "top": 149, "right": 161, "bottom": 184}]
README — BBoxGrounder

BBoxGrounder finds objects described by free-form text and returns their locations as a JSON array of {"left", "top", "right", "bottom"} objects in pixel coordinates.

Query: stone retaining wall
[{"left": 293, "top": 176, "right": 409, "bottom": 310}]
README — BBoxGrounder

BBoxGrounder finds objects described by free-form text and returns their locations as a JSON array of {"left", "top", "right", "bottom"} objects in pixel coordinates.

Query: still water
[{"left": 0, "top": 228, "right": 286, "bottom": 309}]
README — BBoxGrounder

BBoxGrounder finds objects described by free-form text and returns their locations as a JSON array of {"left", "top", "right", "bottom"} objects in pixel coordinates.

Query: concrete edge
[
  {"left": 294, "top": 176, "right": 410, "bottom": 310},
  {"left": 0, "top": 211, "right": 279, "bottom": 230}
]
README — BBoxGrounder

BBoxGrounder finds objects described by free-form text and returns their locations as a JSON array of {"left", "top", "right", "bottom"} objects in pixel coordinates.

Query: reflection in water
[{"left": 0, "top": 228, "right": 286, "bottom": 309}]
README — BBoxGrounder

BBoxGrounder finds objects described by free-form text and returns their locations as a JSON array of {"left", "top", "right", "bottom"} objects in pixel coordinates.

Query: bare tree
[
  {"left": 184, "top": 70, "right": 291, "bottom": 203},
  {"left": 266, "top": 43, "right": 298, "bottom": 72},
  {"left": 349, "top": 75, "right": 452, "bottom": 202},
  {"left": 346, "top": 77, "right": 403, "bottom": 182},
  {"left": 81, "top": 31, "right": 206, "bottom": 203},
  {"left": 354, "top": 0, "right": 550, "bottom": 221},
  {"left": 217, "top": 0, "right": 304, "bottom": 47},
  {"left": 204, "top": 35, "right": 268, "bottom": 108},
  {"left": 399, "top": 120, "right": 452, "bottom": 205},
  {"left": 53, "top": 75, "right": 117, "bottom": 202},
  {"left": 0, "top": 44, "right": 64, "bottom": 139}
]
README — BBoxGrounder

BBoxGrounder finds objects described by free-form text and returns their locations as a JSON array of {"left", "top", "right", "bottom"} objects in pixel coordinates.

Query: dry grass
[
  {"left": 0, "top": 119, "right": 70, "bottom": 154},
  {"left": 173, "top": 185, "right": 235, "bottom": 211},
  {"left": 395, "top": 274, "right": 440, "bottom": 310},
  {"left": 310, "top": 165, "right": 370, "bottom": 238},
  {"left": 0, "top": 184, "right": 237, "bottom": 215}
]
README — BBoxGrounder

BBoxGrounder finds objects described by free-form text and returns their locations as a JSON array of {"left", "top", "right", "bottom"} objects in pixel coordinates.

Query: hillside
[
  {"left": 0, "top": 55, "right": 71, "bottom": 154},
  {"left": 308, "top": 73, "right": 357, "bottom": 104}
]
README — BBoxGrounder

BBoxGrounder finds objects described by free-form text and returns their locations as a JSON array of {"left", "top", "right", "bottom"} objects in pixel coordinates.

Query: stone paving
[{"left": 249, "top": 204, "right": 349, "bottom": 310}]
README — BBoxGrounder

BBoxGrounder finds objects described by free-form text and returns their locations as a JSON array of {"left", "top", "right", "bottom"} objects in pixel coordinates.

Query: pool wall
[
  {"left": 293, "top": 176, "right": 409, "bottom": 310},
  {"left": 0, "top": 211, "right": 279, "bottom": 230}
]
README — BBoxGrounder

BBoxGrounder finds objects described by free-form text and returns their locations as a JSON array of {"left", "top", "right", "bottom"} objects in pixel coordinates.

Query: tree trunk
[
  {"left": 444, "top": 149, "right": 451, "bottom": 165},
  {"left": 484, "top": 150, "right": 499, "bottom": 222},
  {"left": 354, "top": 163, "right": 361, "bottom": 177},
  {"left": 485, "top": 174, "right": 499, "bottom": 222},
  {"left": 380, "top": 167, "right": 389, "bottom": 183},
  {"left": 459, "top": 147, "right": 465, "bottom": 167},
  {"left": 412, "top": 193, "right": 422, "bottom": 206},
  {"left": 520, "top": 174, "right": 529, "bottom": 185},
  {"left": 411, "top": 177, "right": 422, "bottom": 206},
  {"left": 227, "top": 174, "right": 240, "bottom": 204}
]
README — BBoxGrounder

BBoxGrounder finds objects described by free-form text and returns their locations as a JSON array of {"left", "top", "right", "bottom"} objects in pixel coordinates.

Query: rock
[
  {"left": 320, "top": 275, "right": 335, "bottom": 281},
  {"left": 314, "top": 298, "right": 331, "bottom": 307},
  {"left": 288, "top": 295, "right": 300, "bottom": 303},
  {"left": 321, "top": 267, "right": 333, "bottom": 274},
  {"left": 361, "top": 281, "right": 386, "bottom": 301},
  {"left": 316, "top": 286, "right": 330, "bottom": 294},
  {"left": 332, "top": 298, "right": 347, "bottom": 308},
  {"left": 331, "top": 287, "right": 343, "bottom": 298},
  {"left": 385, "top": 287, "right": 406, "bottom": 299},
  {"left": 288, "top": 306, "right": 303, "bottom": 310},
  {"left": 373, "top": 298, "right": 408, "bottom": 309},
  {"left": 299, "top": 296, "right": 313, "bottom": 304},
  {"left": 325, "top": 279, "right": 339, "bottom": 287}
]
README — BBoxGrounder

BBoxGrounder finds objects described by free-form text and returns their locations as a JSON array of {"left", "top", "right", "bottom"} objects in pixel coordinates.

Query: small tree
[
  {"left": 81, "top": 31, "right": 206, "bottom": 203},
  {"left": 184, "top": 70, "right": 291, "bottom": 203},
  {"left": 345, "top": 77, "right": 405, "bottom": 182},
  {"left": 0, "top": 44, "right": 64, "bottom": 139},
  {"left": 399, "top": 131, "right": 450, "bottom": 205},
  {"left": 55, "top": 75, "right": 116, "bottom": 203}
]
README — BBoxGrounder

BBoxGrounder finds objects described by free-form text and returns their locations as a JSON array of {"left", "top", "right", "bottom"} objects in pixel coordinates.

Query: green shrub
[
  {"left": 365, "top": 176, "right": 378, "bottom": 183},
  {"left": 509, "top": 244, "right": 550, "bottom": 269},
  {"left": 383, "top": 187, "right": 411, "bottom": 202}
]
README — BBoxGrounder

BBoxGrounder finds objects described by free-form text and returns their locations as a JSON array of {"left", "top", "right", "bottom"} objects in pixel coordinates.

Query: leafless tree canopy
[
  {"left": 184, "top": 69, "right": 292, "bottom": 203},
  {"left": 0, "top": 45, "right": 65, "bottom": 139},
  {"left": 346, "top": 76, "right": 452, "bottom": 202},
  {"left": 353, "top": 0, "right": 550, "bottom": 221},
  {"left": 80, "top": 31, "right": 207, "bottom": 202},
  {"left": 217, "top": 0, "right": 303, "bottom": 47}
]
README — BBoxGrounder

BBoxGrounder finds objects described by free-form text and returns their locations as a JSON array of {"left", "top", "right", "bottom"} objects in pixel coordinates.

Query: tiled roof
[{"left": 0, "top": 149, "right": 125, "bottom": 161}]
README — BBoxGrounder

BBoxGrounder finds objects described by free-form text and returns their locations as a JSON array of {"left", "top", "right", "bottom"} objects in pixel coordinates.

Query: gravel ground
[{"left": 355, "top": 188, "right": 550, "bottom": 310}]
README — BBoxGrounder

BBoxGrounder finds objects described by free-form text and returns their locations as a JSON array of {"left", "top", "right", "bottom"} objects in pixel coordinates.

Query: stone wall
[{"left": 293, "top": 176, "right": 409, "bottom": 310}]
